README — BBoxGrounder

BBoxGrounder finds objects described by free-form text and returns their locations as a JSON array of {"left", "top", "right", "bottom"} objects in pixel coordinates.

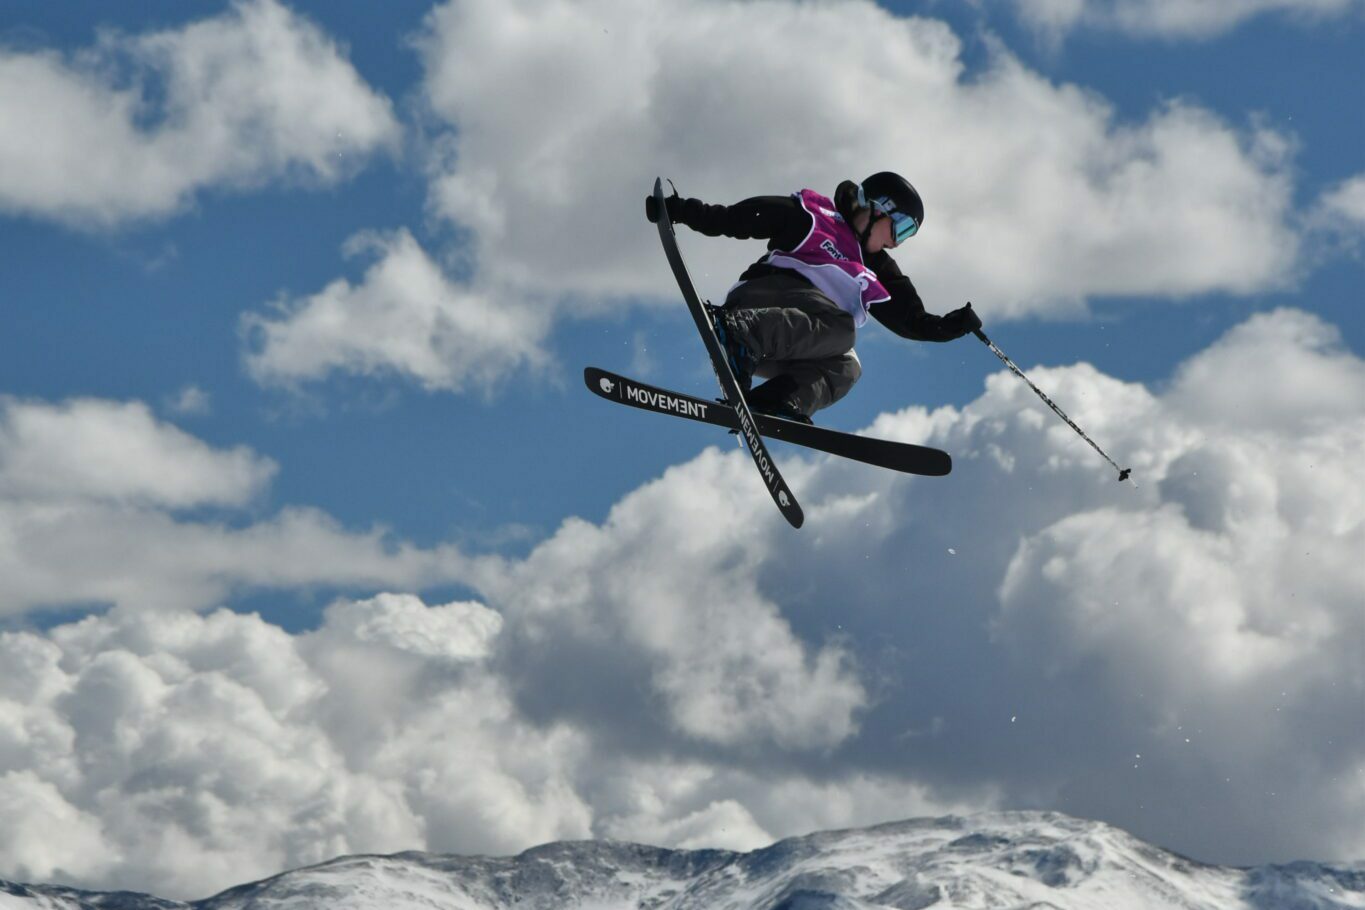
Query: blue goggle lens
[
  {"left": 870, "top": 196, "right": 918, "bottom": 243},
  {"left": 888, "top": 210, "right": 919, "bottom": 242}
]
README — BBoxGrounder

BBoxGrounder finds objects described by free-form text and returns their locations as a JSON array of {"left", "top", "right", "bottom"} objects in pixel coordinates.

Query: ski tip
[
  {"left": 582, "top": 366, "right": 621, "bottom": 401},
  {"left": 915, "top": 450, "right": 952, "bottom": 476}
]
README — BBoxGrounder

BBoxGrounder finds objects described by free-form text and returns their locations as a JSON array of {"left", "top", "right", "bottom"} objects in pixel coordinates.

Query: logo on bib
[{"left": 820, "top": 239, "right": 848, "bottom": 262}]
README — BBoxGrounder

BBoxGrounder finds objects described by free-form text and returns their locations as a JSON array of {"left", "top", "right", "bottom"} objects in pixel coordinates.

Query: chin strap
[
  {"left": 852, "top": 184, "right": 887, "bottom": 248},
  {"left": 853, "top": 185, "right": 873, "bottom": 246}
]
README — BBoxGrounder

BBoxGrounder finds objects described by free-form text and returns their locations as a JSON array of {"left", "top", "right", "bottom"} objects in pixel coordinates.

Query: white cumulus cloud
[
  {"left": 243, "top": 229, "right": 548, "bottom": 392},
  {"left": 0, "top": 771, "right": 113, "bottom": 885},
  {"left": 415, "top": 0, "right": 1298, "bottom": 315},
  {"left": 1311, "top": 173, "right": 1365, "bottom": 253},
  {"left": 0, "top": 395, "right": 472, "bottom": 616},
  {"left": 0, "top": 0, "right": 399, "bottom": 228},
  {"left": 480, "top": 450, "right": 869, "bottom": 752},
  {"left": 0, "top": 396, "right": 274, "bottom": 509},
  {"left": 0, "top": 596, "right": 934, "bottom": 899},
  {"left": 1008, "top": 0, "right": 1365, "bottom": 40}
]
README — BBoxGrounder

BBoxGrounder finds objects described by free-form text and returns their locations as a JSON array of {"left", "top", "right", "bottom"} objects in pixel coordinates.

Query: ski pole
[{"left": 971, "top": 321, "right": 1132, "bottom": 483}]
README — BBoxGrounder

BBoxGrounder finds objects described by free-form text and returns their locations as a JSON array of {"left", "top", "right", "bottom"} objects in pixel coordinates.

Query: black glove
[
  {"left": 943, "top": 302, "right": 983, "bottom": 339},
  {"left": 645, "top": 187, "right": 682, "bottom": 224}
]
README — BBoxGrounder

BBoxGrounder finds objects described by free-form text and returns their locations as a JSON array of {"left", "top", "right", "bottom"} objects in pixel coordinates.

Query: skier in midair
[{"left": 646, "top": 174, "right": 982, "bottom": 423}]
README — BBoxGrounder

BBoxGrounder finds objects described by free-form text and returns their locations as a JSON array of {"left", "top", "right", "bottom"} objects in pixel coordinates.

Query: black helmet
[{"left": 857, "top": 171, "right": 923, "bottom": 243}]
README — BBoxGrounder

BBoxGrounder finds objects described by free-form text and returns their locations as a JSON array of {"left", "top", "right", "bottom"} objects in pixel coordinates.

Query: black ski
[
  {"left": 586, "top": 367, "right": 952, "bottom": 477},
  {"left": 651, "top": 177, "right": 805, "bottom": 528}
]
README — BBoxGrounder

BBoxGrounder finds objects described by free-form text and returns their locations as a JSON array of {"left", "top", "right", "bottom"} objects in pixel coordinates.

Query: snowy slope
[{"left": 3, "top": 812, "right": 1363, "bottom": 910}]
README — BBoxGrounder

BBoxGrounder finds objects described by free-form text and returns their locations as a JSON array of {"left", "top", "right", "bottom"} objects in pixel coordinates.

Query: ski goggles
[
  {"left": 871, "top": 198, "right": 919, "bottom": 244},
  {"left": 858, "top": 189, "right": 919, "bottom": 244}
]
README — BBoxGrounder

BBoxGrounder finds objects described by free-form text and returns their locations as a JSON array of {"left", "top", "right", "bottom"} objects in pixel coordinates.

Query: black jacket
[{"left": 669, "top": 181, "right": 965, "bottom": 342}]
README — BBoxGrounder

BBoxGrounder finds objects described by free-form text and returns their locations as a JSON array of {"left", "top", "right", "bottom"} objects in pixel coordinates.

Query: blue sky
[{"left": 2, "top": 0, "right": 1364, "bottom": 900}]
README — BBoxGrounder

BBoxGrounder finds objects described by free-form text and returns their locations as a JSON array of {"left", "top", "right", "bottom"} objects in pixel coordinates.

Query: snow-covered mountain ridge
[{"left": 3, "top": 811, "right": 1362, "bottom": 910}]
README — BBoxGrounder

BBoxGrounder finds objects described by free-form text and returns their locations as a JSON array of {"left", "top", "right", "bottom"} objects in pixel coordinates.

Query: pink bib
[{"left": 762, "top": 189, "right": 889, "bottom": 327}]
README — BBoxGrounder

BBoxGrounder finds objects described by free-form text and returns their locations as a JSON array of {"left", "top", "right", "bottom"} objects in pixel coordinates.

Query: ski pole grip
[{"left": 961, "top": 302, "right": 990, "bottom": 345}]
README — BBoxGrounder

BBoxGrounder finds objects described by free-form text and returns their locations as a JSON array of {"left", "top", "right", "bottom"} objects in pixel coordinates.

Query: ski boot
[
  {"left": 706, "top": 304, "right": 756, "bottom": 393},
  {"left": 748, "top": 374, "right": 814, "bottom": 425}
]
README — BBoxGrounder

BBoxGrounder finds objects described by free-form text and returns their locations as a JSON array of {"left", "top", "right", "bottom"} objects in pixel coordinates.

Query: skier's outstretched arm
[
  {"left": 867, "top": 255, "right": 981, "bottom": 342},
  {"left": 646, "top": 191, "right": 811, "bottom": 247}
]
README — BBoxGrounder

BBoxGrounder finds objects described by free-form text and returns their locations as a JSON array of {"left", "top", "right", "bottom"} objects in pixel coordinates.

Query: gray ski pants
[{"left": 724, "top": 272, "right": 861, "bottom": 417}]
